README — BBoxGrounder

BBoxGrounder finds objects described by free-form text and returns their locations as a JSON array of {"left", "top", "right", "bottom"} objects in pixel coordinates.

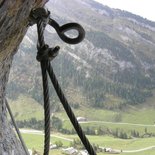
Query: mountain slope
[{"left": 7, "top": 0, "right": 155, "bottom": 110}]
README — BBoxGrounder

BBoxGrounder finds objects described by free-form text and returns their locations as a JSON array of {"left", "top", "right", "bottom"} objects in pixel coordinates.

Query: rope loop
[
  {"left": 30, "top": 8, "right": 85, "bottom": 44},
  {"left": 29, "top": 7, "right": 96, "bottom": 155}
]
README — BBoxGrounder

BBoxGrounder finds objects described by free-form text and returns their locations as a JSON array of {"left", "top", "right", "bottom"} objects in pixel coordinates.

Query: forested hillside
[{"left": 7, "top": 0, "right": 155, "bottom": 110}]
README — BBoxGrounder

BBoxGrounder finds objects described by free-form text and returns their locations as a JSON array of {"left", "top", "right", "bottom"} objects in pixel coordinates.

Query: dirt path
[
  {"left": 123, "top": 146, "right": 155, "bottom": 153},
  {"left": 79, "top": 121, "right": 155, "bottom": 127},
  {"left": 20, "top": 129, "right": 73, "bottom": 141},
  {"left": 21, "top": 129, "right": 155, "bottom": 153}
]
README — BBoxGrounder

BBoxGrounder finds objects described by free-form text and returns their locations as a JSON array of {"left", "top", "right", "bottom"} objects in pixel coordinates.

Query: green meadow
[
  {"left": 22, "top": 132, "right": 155, "bottom": 155},
  {"left": 8, "top": 94, "right": 155, "bottom": 154}
]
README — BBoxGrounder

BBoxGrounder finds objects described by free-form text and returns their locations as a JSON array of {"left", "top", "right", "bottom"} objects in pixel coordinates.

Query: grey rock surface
[{"left": 0, "top": 0, "right": 48, "bottom": 154}]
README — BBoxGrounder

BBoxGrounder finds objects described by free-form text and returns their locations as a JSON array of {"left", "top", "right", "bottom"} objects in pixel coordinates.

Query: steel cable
[
  {"left": 35, "top": 8, "right": 96, "bottom": 155},
  {"left": 37, "top": 19, "right": 51, "bottom": 155},
  {"left": 46, "top": 62, "right": 96, "bottom": 155},
  {"left": 5, "top": 99, "right": 29, "bottom": 155},
  {"left": 40, "top": 61, "right": 51, "bottom": 155}
]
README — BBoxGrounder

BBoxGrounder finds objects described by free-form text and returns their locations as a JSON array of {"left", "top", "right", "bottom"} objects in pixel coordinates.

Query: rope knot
[
  {"left": 29, "top": 8, "right": 50, "bottom": 26},
  {"left": 37, "top": 44, "right": 60, "bottom": 62}
]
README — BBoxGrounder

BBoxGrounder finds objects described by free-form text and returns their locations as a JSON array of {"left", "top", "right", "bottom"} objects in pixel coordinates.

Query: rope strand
[
  {"left": 40, "top": 61, "right": 51, "bottom": 155},
  {"left": 34, "top": 7, "right": 96, "bottom": 155},
  {"left": 37, "top": 19, "right": 45, "bottom": 48},
  {"left": 5, "top": 99, "right": 29, "bottom": 155},
  {"left": 37, "top": 18, "right": 51, "bottom": 155},
  {"left": 46, "top": 62, "right": 96, "bottom": 155}
]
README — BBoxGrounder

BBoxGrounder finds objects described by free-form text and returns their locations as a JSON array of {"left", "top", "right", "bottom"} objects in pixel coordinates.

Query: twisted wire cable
[
  {"left": 37, "top": 19, "right": 51, "bottom": 155},
  {"left": 5, "top": 99, "right": 29, "bottom": 155},
  {"left": 40, "top": 61, "right": 51, "bottom": 155},
  {"left": 37, "top": 19, "right": 45, "bottom": 48},
  {"left": 46, "top": 61, "right": 96, "bottom": 155},
  {"left": 36, "top": 9, "right": 96, "bottom": 155}
]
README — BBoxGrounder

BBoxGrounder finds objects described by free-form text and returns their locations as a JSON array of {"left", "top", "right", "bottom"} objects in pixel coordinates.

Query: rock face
[{"left": 0, "top": 0, "right": 47, "bottom": 154}]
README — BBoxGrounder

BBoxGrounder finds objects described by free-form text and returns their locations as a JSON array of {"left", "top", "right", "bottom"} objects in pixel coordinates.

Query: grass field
[
  {"left": 9, "top": 93, "right": 155, "bottom": 125},
  {"left": 60, "top": 112, "right": 155, "bottom": 138},
  {"left": 22, "top": 132, "right": 155, "bottom": 155},
  {"left": 9, "top": 95, "right": 44, "bottom": 121},
  {"left": 9, "top": 93, "right": 155, "bottom": 154},
  {"left": 22, "top": 133, "right": 70, "bottom": 154}
]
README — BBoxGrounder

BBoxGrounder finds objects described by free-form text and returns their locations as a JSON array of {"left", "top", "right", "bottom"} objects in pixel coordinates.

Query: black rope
[
  {"left": 31, "top": 7, "right": 96, "bottom": 155},
  {"left": 46, "top": 62, "right": 96, "bottom": 155},
  {"left": 37, "top": 19, "right": 45, "bottom": 48},
  {"left": 40, "top": 61, "right": 51, "bottom": 155},
  {"left": 36, "top": 18, "right": 51, "bottom": 155},
  {"left": 5, "top": 99, "right": 29, "bottom": 155}
]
